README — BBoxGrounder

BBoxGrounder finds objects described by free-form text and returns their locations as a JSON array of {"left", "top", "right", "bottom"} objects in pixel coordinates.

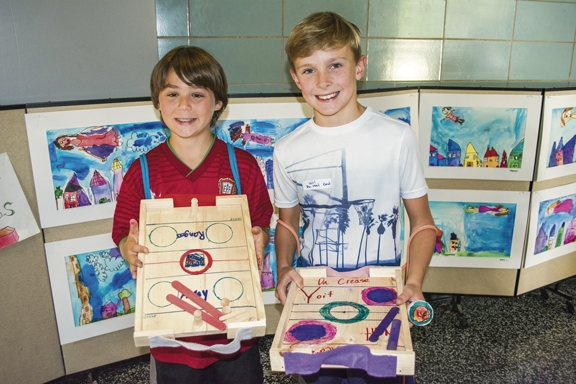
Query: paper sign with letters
[{"left": 0, "top": 153, "right": 40, "bottom": 250}]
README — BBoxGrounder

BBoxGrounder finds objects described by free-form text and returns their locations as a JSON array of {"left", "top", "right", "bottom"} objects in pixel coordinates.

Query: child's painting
[
  {"left": 359, "top": 90, "right": 419, "bottom": 137},
  {"left": 0, "top": 153, "right": 40, "bottom": 250},
  {"left": 428, "top": 189, "right": 530, "bottom": 269},
  {"left": 45, "top": 233, "right": 135, "bottom": 344},
  {"left": 524, "top": 182, "right": 576, "bottom": 268},
  {"left": 535, "top": 91, "right": 576, "bottom": 181},
  {"left": 261, "top": 226, "right": 277, "bottom": 292},
  {"left": 214, "top": 92, "right": 420, "bottom": 196},
  {"left": 419, "top": 91, "right": 541, "bottom": 181},
  {"left": 26, "top": 104, "right": 168, "bottom": 228},
  {"left": 214, "top": 101, "right": 312, "bottom": 193}
]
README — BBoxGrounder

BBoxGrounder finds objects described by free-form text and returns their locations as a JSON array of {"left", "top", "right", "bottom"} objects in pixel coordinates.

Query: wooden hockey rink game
[
  {"left": 270, "top": 266, "right": 415, "bottom": 376},
  {"left": 133, "top": 195, "right": 266, "bottom": 347}
]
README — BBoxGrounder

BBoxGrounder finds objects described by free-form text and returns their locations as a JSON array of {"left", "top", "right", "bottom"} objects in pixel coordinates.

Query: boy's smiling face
[
  {"left": 157, "top": 69, "right": 222, "bottom": 143},
  {"left": 290, "top": 44, "right": 366, "bottom": 127}
]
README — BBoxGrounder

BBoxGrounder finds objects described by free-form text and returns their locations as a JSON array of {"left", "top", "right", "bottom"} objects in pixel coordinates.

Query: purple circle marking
[
  {"left": 284, "top": 320, "right": 337, "bottom": 344},
  {"left": 361, "top": 287, "right": 397, "bottom": 306}
]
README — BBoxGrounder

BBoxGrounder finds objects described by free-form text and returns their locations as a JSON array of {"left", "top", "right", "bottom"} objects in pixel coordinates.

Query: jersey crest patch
[{"left": 218, "top": 178, "right": 237, "bottom": 195}]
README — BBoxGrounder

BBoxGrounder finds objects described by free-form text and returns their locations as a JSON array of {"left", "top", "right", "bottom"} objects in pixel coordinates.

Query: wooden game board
[
  {"left": 270, "top": 266, "right": 414, "bottom": 376},
  {"left": 133, "top": 195, "right": 266, "bottom": 347}
]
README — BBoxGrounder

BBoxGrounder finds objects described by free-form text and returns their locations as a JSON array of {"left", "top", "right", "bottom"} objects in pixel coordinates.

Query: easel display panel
[
  {"left": 134, "top": 196, "right": 265, "bottom": 346},
  {"left": 270, "top": 267, "right": 414, "bottom": 376}
]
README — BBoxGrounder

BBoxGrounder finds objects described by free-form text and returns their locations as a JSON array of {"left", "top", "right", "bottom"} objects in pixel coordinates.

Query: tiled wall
[{"left": 156, "top": 0, "right": 576, "bottom": 94}]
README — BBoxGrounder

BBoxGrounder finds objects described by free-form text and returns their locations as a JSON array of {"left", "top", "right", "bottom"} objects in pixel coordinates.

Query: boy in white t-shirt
[{"left": 273, "top": 12, "right": 436, "bottom": 383}]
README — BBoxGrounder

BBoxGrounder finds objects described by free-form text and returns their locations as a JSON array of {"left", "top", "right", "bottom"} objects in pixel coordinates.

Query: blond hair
[{"left": 286, "top": 12, "right": 362, "bottom": 71}]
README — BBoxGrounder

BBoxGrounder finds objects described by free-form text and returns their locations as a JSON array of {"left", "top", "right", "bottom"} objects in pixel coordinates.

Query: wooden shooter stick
[
  {"left": 369, "top": 306, "right": 400, "bottom": 342},
  {"left": 166, "top": 294, "right": 226, "bottom": 331},
  {"left": 171, "top": 280, "right": 224, "bottom": 320},
  {"left": 386, "top": 319, "right": 402, "bottom": 350}
]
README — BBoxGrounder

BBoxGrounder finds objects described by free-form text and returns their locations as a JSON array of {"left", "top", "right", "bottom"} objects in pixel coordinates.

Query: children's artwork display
[
  {"left": 419, "top": 91, "right": 541, "bottom": 181},
  {"left": 0, "top": 153, "right": 40, "bottom": 249},
  {"left": 133, "top": 195, "right": 266, "bottom": 347},
  {"left": 44, "top": 233, "right": 135, "bottom": 344},
  {"left": 214, "top": 100, "right": 312, "bottom": 193},
  {"left": 261, "top": 227, "right": 277, "bottom": 292},
  {"left": 24, "top": 92, "right": 422, "bottom": 229},
  {"left": 428, "top": 189, "right": 530, "bottom": 269},
  {"left": 359, "top": 90, "right": 420, "bottom": 137},
  {"left": 270, "top": 266, "right": 414, "bottom": 377},
  {"left": 535, "top": 91, "right": 576, "bottom": 181},
  {"left": 524, "top": 182, "right": 576, "bottom": 268},
  {"left": 25, "top": 105, "right": 168, "bottom": 228},
  {"left": 215, "top": 91, "right": 419, "bottom": 195}
]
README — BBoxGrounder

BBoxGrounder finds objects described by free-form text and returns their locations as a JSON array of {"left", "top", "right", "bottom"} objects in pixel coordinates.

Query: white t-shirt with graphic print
[{"left": 273, "top": 106, "right": 427, "bottom": 269}]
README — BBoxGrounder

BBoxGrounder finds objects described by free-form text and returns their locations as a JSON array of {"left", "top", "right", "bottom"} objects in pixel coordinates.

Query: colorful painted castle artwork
[
  {"left": 429, "top": 106, "right": 527, "bottom": 169},
  {"left": 546, "top": 107, "right": 576, "bottom": 168},
  {"left": 214, "top": 118, "right": 308, "bottom": 191},
  {"left": 65, "top": 247, "right": 136, "bottom": 327},
  {"left": 48, "top": 122, "right": 169, "bottom": 211},
  {"left": 430, "top": 201, "right": 517, "bottom": 258},
  {"left": 215, "top": 106, "right": 412, "bottom": 192},
  {"left": 533, "top": 193, "right": 576, "bottom": 255}
]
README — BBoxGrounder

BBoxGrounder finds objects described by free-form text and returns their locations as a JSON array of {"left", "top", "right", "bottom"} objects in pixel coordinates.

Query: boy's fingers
[
  {"left": 129, "top": 264, "right": 138, "bottom": 279},
  {"left": 287, "top": 268, "right": 304, "bottom": 289},
  {"left": 128, "top": 219, "right": 139, "bottom": 237}
]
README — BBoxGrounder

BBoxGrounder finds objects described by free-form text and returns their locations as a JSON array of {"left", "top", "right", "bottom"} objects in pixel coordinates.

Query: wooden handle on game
[
  {"left": 171, "top": 280, "right": 225, "bottom": 320},
  {"left": 166, "top": 294, "right": 227, "bottom": 330}
]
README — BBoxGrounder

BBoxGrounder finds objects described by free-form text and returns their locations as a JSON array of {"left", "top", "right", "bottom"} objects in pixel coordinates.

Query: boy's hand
[
  {"left": 275, "top": 266, "right": 304, "bottom": 305},
  {"left": 120, "top": 219, "right": 149, "bottom": 279},
  {"left": 396, "top": 283, "right": 424, "bottom": 306},
  {"left": 252, "top": 226, "right": 269, "bottom": 277}
]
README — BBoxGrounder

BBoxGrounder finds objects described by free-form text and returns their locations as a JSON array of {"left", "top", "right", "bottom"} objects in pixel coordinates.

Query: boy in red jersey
[{"left": 112, "top": 46, "right": 272, "bottom": 384}]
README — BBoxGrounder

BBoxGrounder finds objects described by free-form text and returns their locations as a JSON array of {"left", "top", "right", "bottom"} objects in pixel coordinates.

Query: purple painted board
[{"left": 284, "top": 344, "right": 398, "bottom": 378}]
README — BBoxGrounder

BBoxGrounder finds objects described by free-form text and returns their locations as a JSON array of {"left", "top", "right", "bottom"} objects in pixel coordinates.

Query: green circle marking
[
  {"left": 148, "top": 226, "right": 178, "bottom": 248},
  {"left": 319, "top": 301, "right": 370, "bottom": 324},
  {"left": 147, "top": 281, "right": 173, "bottom": 308},
  {"left": 206, "top": 222, "right": 233, "bottom": 244}
]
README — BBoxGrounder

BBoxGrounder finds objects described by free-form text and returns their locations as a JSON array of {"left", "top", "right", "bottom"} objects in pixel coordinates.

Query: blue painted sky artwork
[
  {"left": 533, "top": 192, "right": 576, "bottom": 254},
  {"left": 380, "top": 107, "right": 411, "bottom": 126},
  {"left": 65, "top": 247, "right": 135, "bottom": 327},
  {"left": 430, "top": 201, "right": 517, "bottom": 257},
  {"left": 213, "top": 107, "right": 410, "bottom": 191},
  {"left": 47, "top": 121, "right": 169, "bottom": 210},
  {"left": 430, "top": 106, "right": 527, "bottom": 167},
  {"left": 213, "top": 117, "right": 308, "bottom": 190},
  {"left": 546, "top": 107, "right": 576, "bottom": 168}
]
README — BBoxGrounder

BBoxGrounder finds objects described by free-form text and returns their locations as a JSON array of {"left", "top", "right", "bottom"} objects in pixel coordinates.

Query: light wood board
[
  {"left": 133, "top": 195, "right": 266, "bottom": 346},
  {"left": 270, "top": 267, "right": 414, "bottom": 376}
]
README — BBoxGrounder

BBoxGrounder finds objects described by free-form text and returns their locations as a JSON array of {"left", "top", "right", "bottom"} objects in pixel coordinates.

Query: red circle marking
[{"left": 179, "top": 249, "right": 213, "bottom": 275}]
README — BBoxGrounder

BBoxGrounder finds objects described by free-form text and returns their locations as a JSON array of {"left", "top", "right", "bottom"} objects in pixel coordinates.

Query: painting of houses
[
  {"left": 484, "top": 147, "right": 499, "bottom": 168},
  {"left": 26, "top": 104, "right": 170, "bottom": 228},
  {"left": 427, "top": 189, "right": 529, "bottom": 269},
  {"left": 419, "top": 91, "right": 541, "bottom": 181},
  {"left": 47, "top": 121, "right": 167, "bottom": 210},
  {"left": 525, "top": 182, "right": 576, "bottom": 268},
  {"left": 508, "top": 139, "right": 524, "bottom": 168},
  {"left": 536, "top": 92, "right": 576, "bottom": 181},
  {"left": 430, "top": 106, "right": 526, "bottom": 170}
]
